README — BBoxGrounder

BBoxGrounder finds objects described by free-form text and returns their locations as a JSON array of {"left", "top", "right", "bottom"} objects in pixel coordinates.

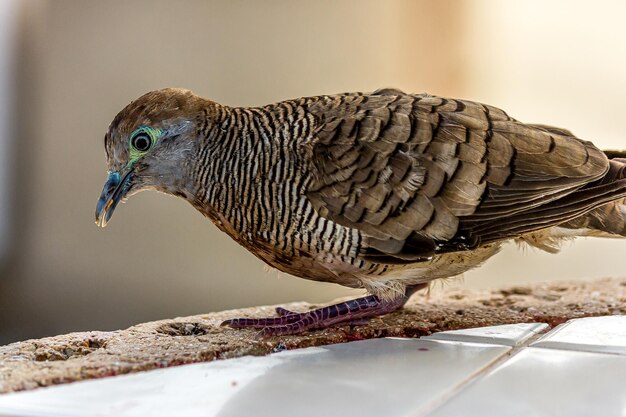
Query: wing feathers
[{"left": 304, "top": 91, "right": 613, "bottom": 262}]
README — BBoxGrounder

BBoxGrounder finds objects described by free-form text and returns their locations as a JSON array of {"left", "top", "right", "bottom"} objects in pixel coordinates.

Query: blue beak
[{"left": 95, "top": 170, "right": 133, "bottom": 227}]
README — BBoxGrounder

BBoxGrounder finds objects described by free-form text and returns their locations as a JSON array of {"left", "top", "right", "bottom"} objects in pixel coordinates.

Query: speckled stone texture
[{"left": 1, "top": 277, "right": 625, "bottom": 393}]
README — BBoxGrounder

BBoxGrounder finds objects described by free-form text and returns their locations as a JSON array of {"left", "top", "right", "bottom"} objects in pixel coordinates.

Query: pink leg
[{"left": 221, "top": 284, "right": 426, "bottom": 337}]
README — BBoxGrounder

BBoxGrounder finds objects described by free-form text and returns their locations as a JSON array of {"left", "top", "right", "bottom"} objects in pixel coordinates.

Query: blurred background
[{"left": 0, "top": 0, "right": 625, "bottom": 344}]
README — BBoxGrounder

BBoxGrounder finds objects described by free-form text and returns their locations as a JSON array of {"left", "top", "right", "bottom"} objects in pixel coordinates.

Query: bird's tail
[
  {"left": 603, "top": 150, "right": 626, "bottom": 160},
  {"left": 560, "top": 150, "right": 626, "bottom": 237}
]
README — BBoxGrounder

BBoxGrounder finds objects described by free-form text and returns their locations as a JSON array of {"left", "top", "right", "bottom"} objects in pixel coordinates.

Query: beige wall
[{"left": 1, "top": 0, "right": 624, "bottom": 343}]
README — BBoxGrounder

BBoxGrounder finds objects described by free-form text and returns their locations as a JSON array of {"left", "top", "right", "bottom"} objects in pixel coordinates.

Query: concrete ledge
[{"left": 1, "top": 277, "right": 625, "bottom": 393}]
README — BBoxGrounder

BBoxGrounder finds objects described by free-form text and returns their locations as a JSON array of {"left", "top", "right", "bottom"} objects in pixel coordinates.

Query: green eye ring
[{"left": 128, "top": 126, "right": 162, "bottom": 161}]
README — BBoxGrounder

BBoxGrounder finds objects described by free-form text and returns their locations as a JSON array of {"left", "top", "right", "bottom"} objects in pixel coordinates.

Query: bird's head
[{"left": 95, "top": 88, "right": 210, "bottom": 227}]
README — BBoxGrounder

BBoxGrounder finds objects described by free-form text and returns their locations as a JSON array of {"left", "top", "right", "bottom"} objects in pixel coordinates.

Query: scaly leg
[{"left": 221, "top": 284, "right": 426, "bottom": 337}]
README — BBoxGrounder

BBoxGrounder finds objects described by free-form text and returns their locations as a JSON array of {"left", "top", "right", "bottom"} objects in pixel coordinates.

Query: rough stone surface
[{"left": 1, "top": 277, "right": 625, "bottom": 393}]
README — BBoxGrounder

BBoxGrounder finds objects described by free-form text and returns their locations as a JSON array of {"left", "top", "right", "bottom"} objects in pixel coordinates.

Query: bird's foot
[
  {"left": 274, "top": 306, "right": 379, "bottom": 323},
  {"left": 221, "top": 295, "right": 398, "bottom": 337},
  {"left": 221, "top": 284, "right": 426, "bottom": 337}
]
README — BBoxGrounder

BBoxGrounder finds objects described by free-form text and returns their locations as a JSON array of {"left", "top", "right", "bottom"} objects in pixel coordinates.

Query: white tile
[
  {"left": 426, "top": 347, "right": 626, "bottom": 417},
  {"left": 0, "top": 338, "right": 509, "bottom": 417},
  {"left": 531, "top": 315, "right": 626, "bottom": 355},
  {"left": 425, "top": 323, "right": 548, "bottom": 346}
]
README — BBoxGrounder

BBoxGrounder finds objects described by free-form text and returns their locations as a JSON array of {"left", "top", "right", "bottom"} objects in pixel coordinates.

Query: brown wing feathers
[{"left": 306, "top": 91, "right": 620, "bottom": 262}]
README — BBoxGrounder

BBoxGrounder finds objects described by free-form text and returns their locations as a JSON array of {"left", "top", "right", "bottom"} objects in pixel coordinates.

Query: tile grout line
[{"left": 412, "top": 328, "right": 551, "bottom": 417}]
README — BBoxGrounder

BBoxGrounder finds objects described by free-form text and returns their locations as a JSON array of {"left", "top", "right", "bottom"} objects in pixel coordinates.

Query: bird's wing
[{"left": 303, "top": 91, "right": 610, "bottom": 263}]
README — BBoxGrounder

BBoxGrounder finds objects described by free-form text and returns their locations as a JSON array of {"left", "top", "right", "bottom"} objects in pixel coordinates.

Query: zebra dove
[{"left": 96, "top": 88, "right": 626, "bottom": 336}]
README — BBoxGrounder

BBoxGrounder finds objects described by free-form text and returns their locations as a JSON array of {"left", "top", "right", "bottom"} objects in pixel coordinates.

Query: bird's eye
[{"left": 131, "top": 132, "right": 152, "bottom": 152}]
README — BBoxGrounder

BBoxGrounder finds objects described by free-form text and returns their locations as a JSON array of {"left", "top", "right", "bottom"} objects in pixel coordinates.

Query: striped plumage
[{"left": 96, "top": 88, "right": 626, "bottom": 335}]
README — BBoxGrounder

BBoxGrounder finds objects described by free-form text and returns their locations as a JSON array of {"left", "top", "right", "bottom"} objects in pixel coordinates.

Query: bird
[{"left": 95, "top": 88, "right": 626, "bottom": 336}]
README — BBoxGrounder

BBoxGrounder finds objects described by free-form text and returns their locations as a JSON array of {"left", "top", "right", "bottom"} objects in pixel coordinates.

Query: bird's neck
[{"left": 183, "top": 103, "right": 309, "bottom": 243}]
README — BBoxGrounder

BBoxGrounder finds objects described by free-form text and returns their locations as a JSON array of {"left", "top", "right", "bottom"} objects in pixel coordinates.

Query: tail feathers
[
  {"left": 597, "top": 157, "right": 626, "bottom": 185},
  {"left": 603, "top": 150, "right": 626, "bottom": 160},
  {"left": 561, "top": 153, "right": 626, "bottom": 237},
  {"left": 562, "top": 197, "right": 626, "bottom": 237}
]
